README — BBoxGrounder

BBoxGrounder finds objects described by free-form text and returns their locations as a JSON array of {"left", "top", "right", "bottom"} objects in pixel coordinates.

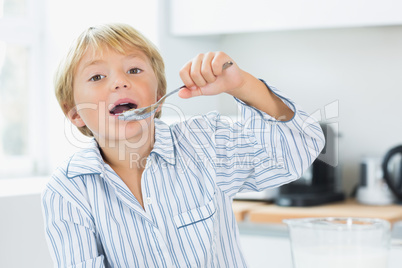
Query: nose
[
  {"left": 115, "top": 84, "right": 128, "bottom": 90},
  {"left": 112, "top": 75, "right": 130, "bottom": 90}
]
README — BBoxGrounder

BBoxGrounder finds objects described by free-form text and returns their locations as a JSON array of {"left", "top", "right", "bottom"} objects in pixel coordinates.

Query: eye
[
  {"left": 127, "top": 68, "right": 142, "bottom": 74},
  {"left": 89, "top": 74, "right": 106, "bottom": 82}
]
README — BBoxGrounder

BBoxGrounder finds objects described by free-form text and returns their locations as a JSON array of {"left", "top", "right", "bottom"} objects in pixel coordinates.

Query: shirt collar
[
  {"left": 66, "top": 138, "right": 104, "bottom": 179},
  {"left": 66, "top": 119, "right": 175, "bottom": 179}
]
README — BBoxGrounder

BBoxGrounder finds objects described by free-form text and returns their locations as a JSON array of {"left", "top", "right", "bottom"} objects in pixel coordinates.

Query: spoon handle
[{"left": 159, "top": 86, "right": 183, "bottom": 103}]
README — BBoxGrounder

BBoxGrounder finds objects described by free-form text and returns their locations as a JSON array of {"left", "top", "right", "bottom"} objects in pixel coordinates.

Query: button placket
[{"left": 141, "top": 166, "right": 153, "bottom": 212}]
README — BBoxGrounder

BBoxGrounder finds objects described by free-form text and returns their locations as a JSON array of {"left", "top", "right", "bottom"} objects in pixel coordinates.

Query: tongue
[{"left": 112, "top": 104, "right": 132, "bottom": 114}]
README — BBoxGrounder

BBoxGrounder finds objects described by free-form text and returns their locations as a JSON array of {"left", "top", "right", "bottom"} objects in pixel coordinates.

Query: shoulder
[
  {"left": 42, "top": 143, "right": 102, "bottom": 210},
  {"left": 44, "top": 155, "right": 75, "bottom": 194},
  {"left": 42, "top": 155, "right": 84, "bottom": 197}
]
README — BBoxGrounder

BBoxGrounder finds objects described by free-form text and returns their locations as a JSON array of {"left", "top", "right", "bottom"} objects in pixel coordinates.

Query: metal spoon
[{"left": 118, "top": 61, "right": 233, "bottom": 121}]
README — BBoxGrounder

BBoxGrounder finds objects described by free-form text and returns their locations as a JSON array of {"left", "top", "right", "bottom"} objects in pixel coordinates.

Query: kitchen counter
[
  {"left": 233, "top": 199, "right": 402, "bottom": 225},
  {"left": 233, "top": 199, "right": 402, "bottom": 268}
]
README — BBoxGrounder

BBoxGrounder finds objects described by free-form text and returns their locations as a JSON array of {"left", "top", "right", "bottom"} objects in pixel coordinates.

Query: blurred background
[{"left": 1, "top": 0, "right": 402, "bottom": 267}]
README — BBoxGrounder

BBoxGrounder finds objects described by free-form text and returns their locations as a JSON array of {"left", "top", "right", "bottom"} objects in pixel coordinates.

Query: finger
[
  {"left": 190, "top": 54, "right": 208, "bottom": 88},
  {"left": 178, "top": 86, "right": 203, "bottom": 99},
  {"left": 201, "top": 52, "right": 217, "bottom": 84},
  {"left": 179, "top": 61, "right": 196, "bottom": 89},
  {"left": 211, "top": 51, "right": 231, "bottom": 76}
]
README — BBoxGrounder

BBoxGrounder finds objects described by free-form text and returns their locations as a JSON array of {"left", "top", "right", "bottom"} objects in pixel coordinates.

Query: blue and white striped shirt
[{"left": 42, "top": 83, "right": 325, "bottom": 268}]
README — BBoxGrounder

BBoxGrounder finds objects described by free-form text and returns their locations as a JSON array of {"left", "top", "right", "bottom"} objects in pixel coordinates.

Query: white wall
[
  {"left": 218, "top": 26, "right": 402, "bottom": 193},
  {"left": 156, "top": 0, "right": 223, "bottom": 118},
  {"left": 0, "top": 193, "right": 52, "bottom": 268}
]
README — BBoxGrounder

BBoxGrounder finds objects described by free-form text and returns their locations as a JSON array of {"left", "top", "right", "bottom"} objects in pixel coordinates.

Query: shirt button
[{"left": 146, "top": 197, "right": 152, "bottom": 205}]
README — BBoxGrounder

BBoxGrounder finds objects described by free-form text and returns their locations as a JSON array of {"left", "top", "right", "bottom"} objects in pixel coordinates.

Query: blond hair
[{"left": 55, "top": 23, "right": 167, "bottom": 137}]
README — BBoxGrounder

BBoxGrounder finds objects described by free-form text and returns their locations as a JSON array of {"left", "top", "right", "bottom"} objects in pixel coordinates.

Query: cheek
[
  {"left": 149, "top": 74, "right": 160, "bottom": 100},
  {"left": 74, "top": 88, "right": 108, "bottom": 118},
  {"left": 140, "top": 88, "right": 158, "bottom": 105},
  {"left": 75, "top": 102, "right": 108, "bottom": 130},
  {"left": 73, "top": 82, "right": 105, "bottom": 105}
]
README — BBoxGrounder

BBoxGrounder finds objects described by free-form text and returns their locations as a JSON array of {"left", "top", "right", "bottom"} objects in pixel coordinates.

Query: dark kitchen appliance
[
  {"left": 382, "top": 145, "right": 402, "bottom": 204},
  {"left": 275, "top": 123, "right": 345, "bottom": 207}
]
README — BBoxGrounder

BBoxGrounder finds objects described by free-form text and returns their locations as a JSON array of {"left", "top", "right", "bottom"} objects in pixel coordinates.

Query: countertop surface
[
  {"left": 234, "top": 199, "right": 402, "bottom": 268},
  {"left": 233, "top": 199, "right": 402, "bottom": 225}
]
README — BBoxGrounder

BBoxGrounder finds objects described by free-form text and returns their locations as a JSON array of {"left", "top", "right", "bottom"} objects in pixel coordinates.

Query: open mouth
[{"left": 110, "top": 102, "right": 137, "bottom": 115}]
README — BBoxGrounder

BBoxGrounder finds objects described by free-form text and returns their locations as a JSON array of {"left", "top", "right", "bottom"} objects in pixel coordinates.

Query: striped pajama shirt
[{"left": 42, "top": 82, "right": 325, "bottom": 267}]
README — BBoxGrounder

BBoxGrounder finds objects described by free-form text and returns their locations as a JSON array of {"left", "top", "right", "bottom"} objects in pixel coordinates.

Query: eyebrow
[
  {"left": 82, "top": 59, "right": 105, "bottom": 70},
  {"left": 126, "top": 52, "right": 147, "bottom": 61}
]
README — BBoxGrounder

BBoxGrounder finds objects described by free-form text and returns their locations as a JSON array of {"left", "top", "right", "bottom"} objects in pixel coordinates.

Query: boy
[{"left": 42, "top": 23, "right": 324, "bottom": 267}]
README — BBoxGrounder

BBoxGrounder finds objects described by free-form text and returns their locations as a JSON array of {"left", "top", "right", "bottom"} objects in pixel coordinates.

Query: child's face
[{"left": 70, "top": 45, "right": 159, "bottom": 143}]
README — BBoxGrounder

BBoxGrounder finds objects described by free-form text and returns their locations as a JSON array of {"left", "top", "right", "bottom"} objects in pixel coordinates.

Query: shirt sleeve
[
  {"left": 41, "top": 186, "right": 105, "bottom": 268},
  {"left": 211, "top": 80, "right": 325, "bottom": 197}
]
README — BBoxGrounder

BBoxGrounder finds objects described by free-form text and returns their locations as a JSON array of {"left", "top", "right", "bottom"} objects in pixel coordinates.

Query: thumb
[{"left": 178, "top": 87, "right": 203, "bottom": 99}]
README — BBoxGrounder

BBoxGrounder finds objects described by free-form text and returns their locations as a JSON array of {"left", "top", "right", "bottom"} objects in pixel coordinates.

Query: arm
[
  {"left": 42, "top": 187, "right": 105, "bottom": 268},
  {"left": 227, "top": 71, "right": 294, "bottom": 121},
  {"left": 178, "top": 52, "right": 324, "bottom": 197}
]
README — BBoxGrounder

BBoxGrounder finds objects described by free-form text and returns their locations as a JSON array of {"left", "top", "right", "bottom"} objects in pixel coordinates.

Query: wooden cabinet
[{"left": 170, "top": 0, "right": 402, "bottom": 35}]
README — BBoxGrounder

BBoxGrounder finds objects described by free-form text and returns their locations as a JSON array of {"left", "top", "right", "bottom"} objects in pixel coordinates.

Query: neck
[{"left": 96, "top": 122, "right": 155, "bottom": 172}]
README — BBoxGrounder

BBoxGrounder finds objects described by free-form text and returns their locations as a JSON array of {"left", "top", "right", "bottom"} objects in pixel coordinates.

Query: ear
[
  {"left": 156, "top": 92, "right": 162, "bottom": 102},
  {"left": 155, "top": 93, "right": 163, "bottom": 114},
  {"left": 65, "top": 105, "right": 86, "bottom": 128}
]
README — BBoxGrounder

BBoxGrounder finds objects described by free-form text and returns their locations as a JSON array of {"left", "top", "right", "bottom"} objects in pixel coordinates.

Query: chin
[
  {"left": 95, "top": 117, "right": 154, "bottom": 143},
  {"left": 118, "top": 119, "right": 153, "bottom": 141}
]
